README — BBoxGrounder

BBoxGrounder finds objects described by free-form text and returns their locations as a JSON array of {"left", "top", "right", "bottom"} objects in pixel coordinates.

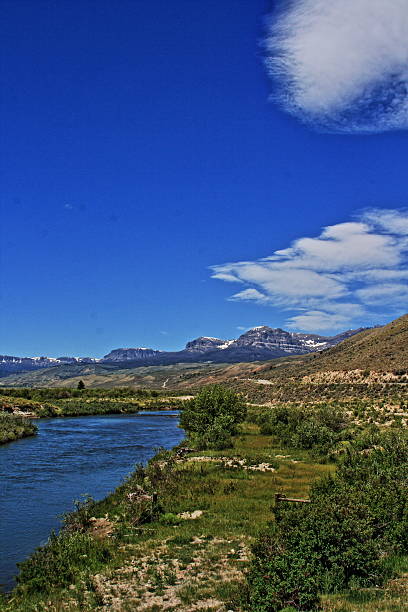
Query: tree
[
  {"left": 180, "top": 385, "right": 247, "bottom": 450},
  {"left": 77, "top": 380, "right": 85, "bottom": 390}
]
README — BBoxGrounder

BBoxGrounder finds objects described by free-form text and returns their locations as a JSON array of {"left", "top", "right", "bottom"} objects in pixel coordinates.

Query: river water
[{"left": 0, "top": 411, "right": 184, "bottom": 591}]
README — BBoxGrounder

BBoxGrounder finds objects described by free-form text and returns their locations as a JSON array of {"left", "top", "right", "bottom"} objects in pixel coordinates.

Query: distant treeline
[{"left": 0, "top": 387, "right": 161, "bottom": 401}]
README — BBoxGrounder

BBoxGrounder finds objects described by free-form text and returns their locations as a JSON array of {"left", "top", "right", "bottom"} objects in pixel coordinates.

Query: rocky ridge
[{"left": 102, "top": 348, "right": 162, "bottom": 361}]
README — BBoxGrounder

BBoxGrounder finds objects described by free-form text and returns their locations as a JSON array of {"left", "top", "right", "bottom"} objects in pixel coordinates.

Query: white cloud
[
  {"left": 211, "top": 271, "right": 243, "bottom": 283},
  {"left": 361, "top": 208, "right": 408, "bottom": 234},
  {"left": 343, "top": 268, "right": 408, "bottom": 282},
  {"left": 229, "top": 288, "right": 270, "bottom": 303},
  {"left": 266, "top": 223, "right": 402, "bottom": 271},
  {"left": 211, "top": 208, "right": 408, "bottom": 332},
  {"left": 356, "top": 283, "right": 408, "bottom": 305},
  {"left": 286, "top": 311, "right": 352, "bottom": 333},
  {"left": 265, "top": 0, "right": 408, "bottom": 132}
]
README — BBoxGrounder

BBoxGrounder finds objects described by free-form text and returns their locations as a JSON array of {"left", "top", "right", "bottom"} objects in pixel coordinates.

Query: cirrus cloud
[
  {"left": 265, "top": 0, "right": 408, "bottom": 133},
  {"left": 211, "top": 208, "right": 408, "bottom": 332}
]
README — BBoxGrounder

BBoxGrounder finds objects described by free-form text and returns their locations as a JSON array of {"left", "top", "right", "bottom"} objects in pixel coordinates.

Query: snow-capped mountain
[
  {"left": 188, "top": 326, "right": 360, "bottom": 363},
  {"left": 0, "top": 325, "right": 367, "bottom": 376},
  {"left": 184, "top": 337, "right": 233, "bottom": 353},
  {"left": 0, "top": 355, "right": 99, "bottom": 376},
  {"left": 100, "top": 326, "right": 366, "bottom": 365},
  {"left": 232, "top": 326, "right": 328, "bottom": 353}
]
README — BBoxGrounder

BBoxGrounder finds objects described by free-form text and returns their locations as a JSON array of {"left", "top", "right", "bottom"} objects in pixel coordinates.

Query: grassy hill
[{"left": 299, "top": 313, "right": 408, "bottom": 373}]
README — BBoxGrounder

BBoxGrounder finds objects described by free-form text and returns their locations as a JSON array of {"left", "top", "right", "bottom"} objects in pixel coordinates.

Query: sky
[{"left": 1, "top": 0, "right": 408, "bottom": 357}]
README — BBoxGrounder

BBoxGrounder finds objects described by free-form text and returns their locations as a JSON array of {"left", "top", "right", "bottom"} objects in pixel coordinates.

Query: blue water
[{"left": 0, "top": 411, "right": 184, "bottom": 591}]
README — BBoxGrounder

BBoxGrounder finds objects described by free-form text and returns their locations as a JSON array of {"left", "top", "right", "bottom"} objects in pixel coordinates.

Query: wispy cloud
[
  {"left": 265, "top": 0, "right": 408, "bottom": 133},
  {"left": 211, "top": 209, "right": 408, "bottom": 332}
]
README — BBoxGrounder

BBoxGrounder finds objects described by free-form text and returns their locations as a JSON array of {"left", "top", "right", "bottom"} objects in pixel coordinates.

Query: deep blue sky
[{"left": 1, "top": 0, "right": 408, "bottom": 357}]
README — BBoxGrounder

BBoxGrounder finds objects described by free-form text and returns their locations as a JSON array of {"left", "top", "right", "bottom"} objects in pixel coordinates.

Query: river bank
[
  {"left": 0, "top": 411, "right": 184, "bottom": 593},
  {"left": 0, "top": 414, "right": 333, "bottom": 611}
]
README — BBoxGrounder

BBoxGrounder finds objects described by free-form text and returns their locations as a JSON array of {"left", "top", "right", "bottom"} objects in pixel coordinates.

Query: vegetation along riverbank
[
  {"left": 0, "top": 412, "right": 37, "bottom": 444},
  {"left": 0, "top": 387, "right": 188, "bottom": 420},
  {"left": 1, "top": 385, "right": 407, "bottom": 611}
]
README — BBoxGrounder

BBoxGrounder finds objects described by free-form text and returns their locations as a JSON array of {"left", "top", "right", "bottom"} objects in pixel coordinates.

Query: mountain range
[
  {"left": 0, "top": 325, "right": 366, "bottom": 377},
  {"left": 0, "top": 316, "right": 405, "bottom": 390}
]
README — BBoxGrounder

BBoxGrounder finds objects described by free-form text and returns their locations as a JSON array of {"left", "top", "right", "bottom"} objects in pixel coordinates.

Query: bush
[
  {"left": 249, "top": 533, "right": 320, "bottom": 611},
  {"left": 290, "top": 421, "right": 335, "bottom": 452},
  {"left": 0, "top": 413, "right": 37, "bottom": 444},
  {"left": 257, "top": 403, "right": 350, "bottom": 458},
  {"left": 247, "top": 430, "right": 408, "bottom": 611},
  {"left": 179, "top": 385, "right": 247, "bottom": 450},
  {"left": 63, "top": 494, "right": 96, "bottom": 532}
]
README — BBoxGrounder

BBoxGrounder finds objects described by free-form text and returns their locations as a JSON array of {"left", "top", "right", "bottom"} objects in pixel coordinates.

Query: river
[{"left": 0, "top": 411, "right": 184, "bottom": 591}]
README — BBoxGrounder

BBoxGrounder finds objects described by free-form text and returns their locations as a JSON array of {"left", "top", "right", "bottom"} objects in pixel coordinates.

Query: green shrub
[
  {"left": 0, "top": 413, "right": 37, "bottom": 444},
  {"left": 248, "top": 532, "right": 320, "bottom": 611},
  {"left": 247, "top": 430, "right": 408, "bottom": 611},
  {"left": 256, "top": 403, "right": 350, "bottom": 458},
  {"left": 180, "top": 385, "right": 247, "bottom": 450},
  {"left": 289, "top": 421, "right": 335, "bottom": 451},
  {"left": 63, "top": 494, "right": 96, "bottom": 532}
]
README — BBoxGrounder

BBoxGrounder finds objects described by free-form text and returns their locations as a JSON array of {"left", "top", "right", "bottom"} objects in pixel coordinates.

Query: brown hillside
[{"left": 302, "top": 314, "right": 408, "bottom": 373}]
